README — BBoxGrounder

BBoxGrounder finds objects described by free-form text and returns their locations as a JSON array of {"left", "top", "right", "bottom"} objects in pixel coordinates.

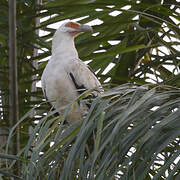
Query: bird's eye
[{"left": 65, "top": 22, "right": 79, "bottom": 29}]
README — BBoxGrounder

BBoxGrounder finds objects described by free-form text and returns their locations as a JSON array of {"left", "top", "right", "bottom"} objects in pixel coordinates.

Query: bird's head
[
  {"left": 52, "top": 21, "right": 93, "bottom": 53},
  {"left": 57, "top": 21, "right": 93, "bottom": 37}
]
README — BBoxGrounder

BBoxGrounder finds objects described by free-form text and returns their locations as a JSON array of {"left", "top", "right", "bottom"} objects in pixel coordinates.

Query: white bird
[{"left": 41, "top": 21, "right": 102, "bottom": 123}]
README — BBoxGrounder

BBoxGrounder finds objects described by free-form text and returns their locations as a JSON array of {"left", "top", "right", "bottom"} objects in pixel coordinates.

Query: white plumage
[{"left": 41, "top": 21, "right": 102, "bottom": 123}]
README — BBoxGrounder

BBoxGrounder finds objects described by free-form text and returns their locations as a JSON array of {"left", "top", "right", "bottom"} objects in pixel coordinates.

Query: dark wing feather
[
  {"left": 69, "top": 72, "right": 86, "bottom": 95},
  {"left": 69, "top": 72, "right": 98, "bottom": 108},
  {"left": 87, "top": 65, "right": 96, "bottom": 76}
]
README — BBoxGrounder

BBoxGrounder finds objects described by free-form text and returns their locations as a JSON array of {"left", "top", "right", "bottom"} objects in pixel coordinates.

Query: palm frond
[{"left": 5, "top": 84, "right": 179, "bottom": 179}]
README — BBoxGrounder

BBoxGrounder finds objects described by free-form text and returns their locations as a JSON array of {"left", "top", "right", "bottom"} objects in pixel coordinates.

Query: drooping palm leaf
[{"left": 4, "top": 84, "right": 179, "bottom": 179}]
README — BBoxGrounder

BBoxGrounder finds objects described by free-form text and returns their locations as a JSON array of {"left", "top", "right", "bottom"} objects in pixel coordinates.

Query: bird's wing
[{"left": 69, "top": 59, "right": 102, "bottom": 96}]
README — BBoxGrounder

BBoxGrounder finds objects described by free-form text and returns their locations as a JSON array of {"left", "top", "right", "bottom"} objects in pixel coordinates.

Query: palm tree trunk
[
  {"left": 30, "top": 0, "right": 41, "bottom": 107},
  {"left": 28, "top": 0, "right": 41, "bottom": 149},
  {"left": 8, "top": 0, "right": 20, "bottom": 174}
]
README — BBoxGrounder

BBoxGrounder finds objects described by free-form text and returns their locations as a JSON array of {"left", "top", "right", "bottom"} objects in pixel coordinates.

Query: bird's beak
[{"left": 77, "top": 24, "right": 93, "bottom": 33}]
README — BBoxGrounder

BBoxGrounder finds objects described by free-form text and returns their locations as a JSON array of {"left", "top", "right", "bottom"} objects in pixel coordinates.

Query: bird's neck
[{"left": 52, "top": 33, "right": 78, "bottom": 61}]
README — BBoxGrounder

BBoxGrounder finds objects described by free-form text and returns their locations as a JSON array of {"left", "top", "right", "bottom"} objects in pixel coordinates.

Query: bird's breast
[{"left": 44, "top": 63, "right": 78, "bottom": 103}]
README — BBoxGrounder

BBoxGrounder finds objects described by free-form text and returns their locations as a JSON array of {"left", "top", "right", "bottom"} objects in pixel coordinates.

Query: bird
[{"left": 41, "top": 21, "right": 102, "bottom": 123}]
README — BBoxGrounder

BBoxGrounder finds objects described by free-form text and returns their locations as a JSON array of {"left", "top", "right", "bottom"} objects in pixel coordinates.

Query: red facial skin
[{"left": 65, "top": 22, "right": 82, "bottom": 36}]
